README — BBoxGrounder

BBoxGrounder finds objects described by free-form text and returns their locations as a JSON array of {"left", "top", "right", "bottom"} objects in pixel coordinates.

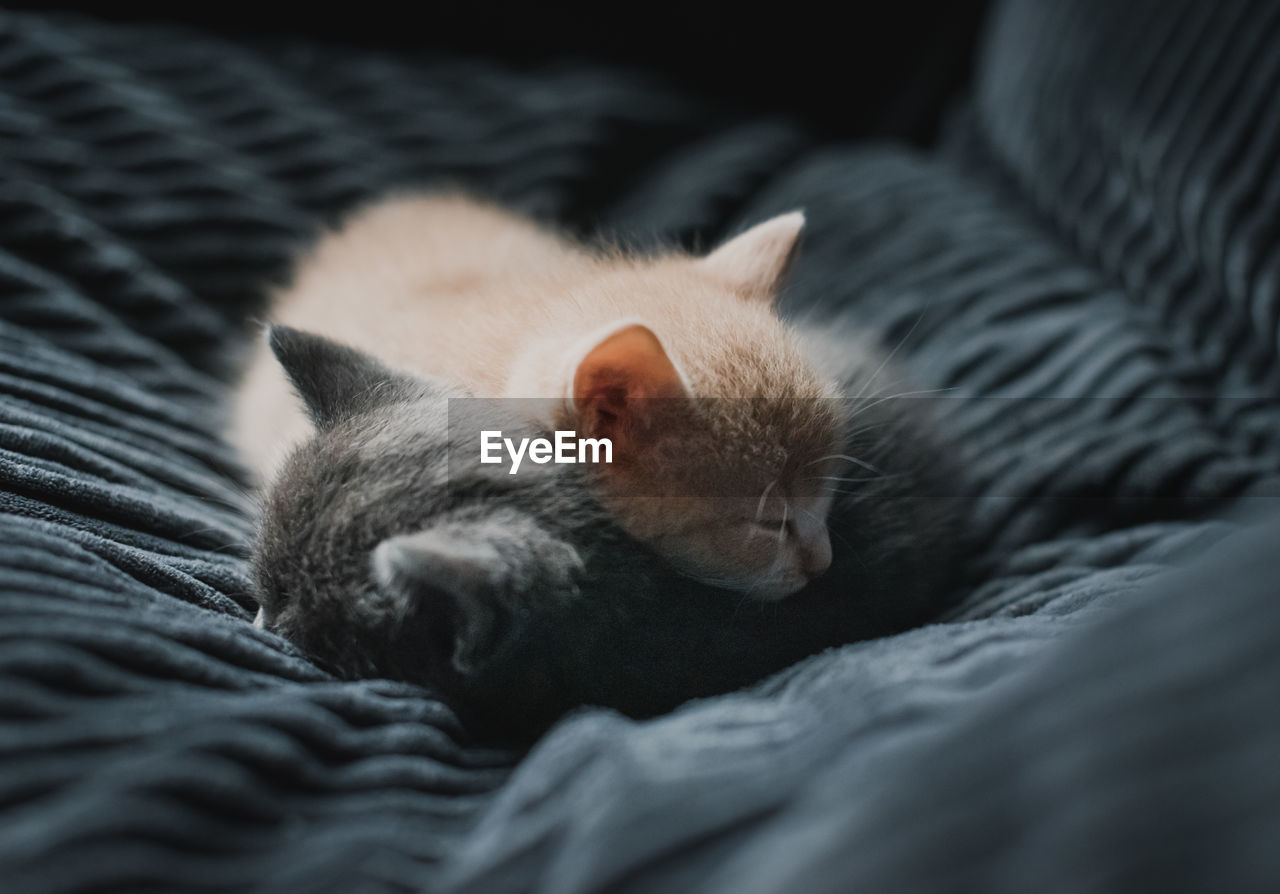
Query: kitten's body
[
  {"left": 254, "top": 329, "right": 960, "bottom": 743},
  {"left": 235, "top": 195, "right": 848, "bottom": 597},
  {"left": 235, "top": 196, "right": 579, "bottom": 469},
  {"left": 236, "top": 196, "right": 827, "bottom": 469}
]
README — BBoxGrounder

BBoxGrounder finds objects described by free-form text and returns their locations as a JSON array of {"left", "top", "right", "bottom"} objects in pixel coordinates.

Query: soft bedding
[{"left": 2, "top": 2, "right": 1279, "bottom": 891}]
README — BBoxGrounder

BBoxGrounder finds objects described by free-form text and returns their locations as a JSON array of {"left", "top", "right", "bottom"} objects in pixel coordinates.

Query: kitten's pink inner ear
[
  {"left": 572, "top": 324, "right": 686, "bottom": 443},
  {"left": 700, "top": 210, "right": 805, "bottom": 301}
]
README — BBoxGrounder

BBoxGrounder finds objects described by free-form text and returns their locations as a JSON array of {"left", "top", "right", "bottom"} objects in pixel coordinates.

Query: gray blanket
[{"left": 2, "top": 2, "right": 1278, "bottom": 891}]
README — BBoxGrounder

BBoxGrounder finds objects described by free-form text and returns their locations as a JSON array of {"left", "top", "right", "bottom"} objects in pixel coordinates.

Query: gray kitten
[{"left": 252, "top": 326, "right": 959, "bottom": 743}]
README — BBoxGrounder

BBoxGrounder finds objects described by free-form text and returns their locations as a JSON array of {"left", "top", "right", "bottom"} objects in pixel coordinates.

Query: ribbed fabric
[
  {"left": 704, "top": 512, "right": 1280, "bottom": 894},
  {"left": 967, "top": 1, "right": 1280, "bottom": 402},
  {"left": 0, "top": 2, "right": 1278, "bottom": 892}
]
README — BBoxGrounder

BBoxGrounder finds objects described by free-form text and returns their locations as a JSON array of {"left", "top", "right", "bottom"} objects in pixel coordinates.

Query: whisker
[
  {"left": 851, "top": 308, "right": 928, "bottom": 402},
  {"left": 755, "top": 479, "right": 778, "bottom": 524},
  {"left": 813, "top": 474, "right": 887, "bottom": 483},
  {"left": 816, "top": 471, "right": 910, "bottom": 485},
  {"left": 828, "top": 526, "right": 853, "bottom": 552},
  {"left": 787, "top": 502, "right": 865, "bottom": 570},
  {"left": 825, "top": 453, "right": 883, "bottom": 475},
  {"left": 845, "top": 387, "right": 955, "bottom": 423},
  {"left": 826, "top": 484, "right": 894, "bottom": 497}
]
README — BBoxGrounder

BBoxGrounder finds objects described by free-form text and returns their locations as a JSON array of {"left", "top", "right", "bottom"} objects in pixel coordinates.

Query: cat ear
[
  {"left": 372, "top": 530, "right": 506, "bottom": 675},
  {"left": 571, "top": 323, "right": 688, "bottom": 451},
  {"left": 373, "top": 516, "right": 583, "bottom": 674},
  {"left": 700, "top": 210, "right": 805, "bottom": 301},
  {"left": 267, "top": 325, "right": 410, "bottom": 429}
]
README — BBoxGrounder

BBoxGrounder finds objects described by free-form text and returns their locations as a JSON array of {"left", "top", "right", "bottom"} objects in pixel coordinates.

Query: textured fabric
[{"left": 1, "top": 3, "right": 1278, "bottom": 893}]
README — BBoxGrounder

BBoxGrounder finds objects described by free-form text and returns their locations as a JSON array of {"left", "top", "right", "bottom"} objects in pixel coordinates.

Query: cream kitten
[{"left": 232, "top": 195, "right": 845, "bottom": 599}]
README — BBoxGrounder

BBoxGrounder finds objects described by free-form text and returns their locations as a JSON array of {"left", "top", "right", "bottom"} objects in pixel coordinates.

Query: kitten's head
[
  {"left": 559, "top": 212, "right": 842, "bottom": 599},
  {"left": 252, "top": 326, "right": 602, "bottom": 688}
]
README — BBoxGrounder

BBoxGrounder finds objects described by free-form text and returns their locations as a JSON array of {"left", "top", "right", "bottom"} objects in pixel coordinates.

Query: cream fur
[{"left": 232, "top": 194, "right": 843, "bottom": 597}]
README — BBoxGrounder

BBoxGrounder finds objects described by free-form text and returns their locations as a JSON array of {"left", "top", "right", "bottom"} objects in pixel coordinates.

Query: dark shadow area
[{"left": 9, "top": 1, "right": 991, "bottom": 144}]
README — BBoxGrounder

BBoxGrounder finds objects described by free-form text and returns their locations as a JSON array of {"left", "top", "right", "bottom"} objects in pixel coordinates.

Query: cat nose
[{"left": 799, "top": 529, "right": 832, "bottom": 578}]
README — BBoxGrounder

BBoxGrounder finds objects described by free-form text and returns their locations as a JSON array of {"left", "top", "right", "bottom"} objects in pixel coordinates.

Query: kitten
[
  {"left": 252, "top": 327, "right": 960, "bottom": 743},
  {"left": 232, "top": 195, "right": 846, "bottom": 599}
]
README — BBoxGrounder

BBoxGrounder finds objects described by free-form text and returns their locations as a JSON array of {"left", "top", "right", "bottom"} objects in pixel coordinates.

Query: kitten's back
[{"left": 231, "top": 195, "right": 586, "bottom": 477}]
